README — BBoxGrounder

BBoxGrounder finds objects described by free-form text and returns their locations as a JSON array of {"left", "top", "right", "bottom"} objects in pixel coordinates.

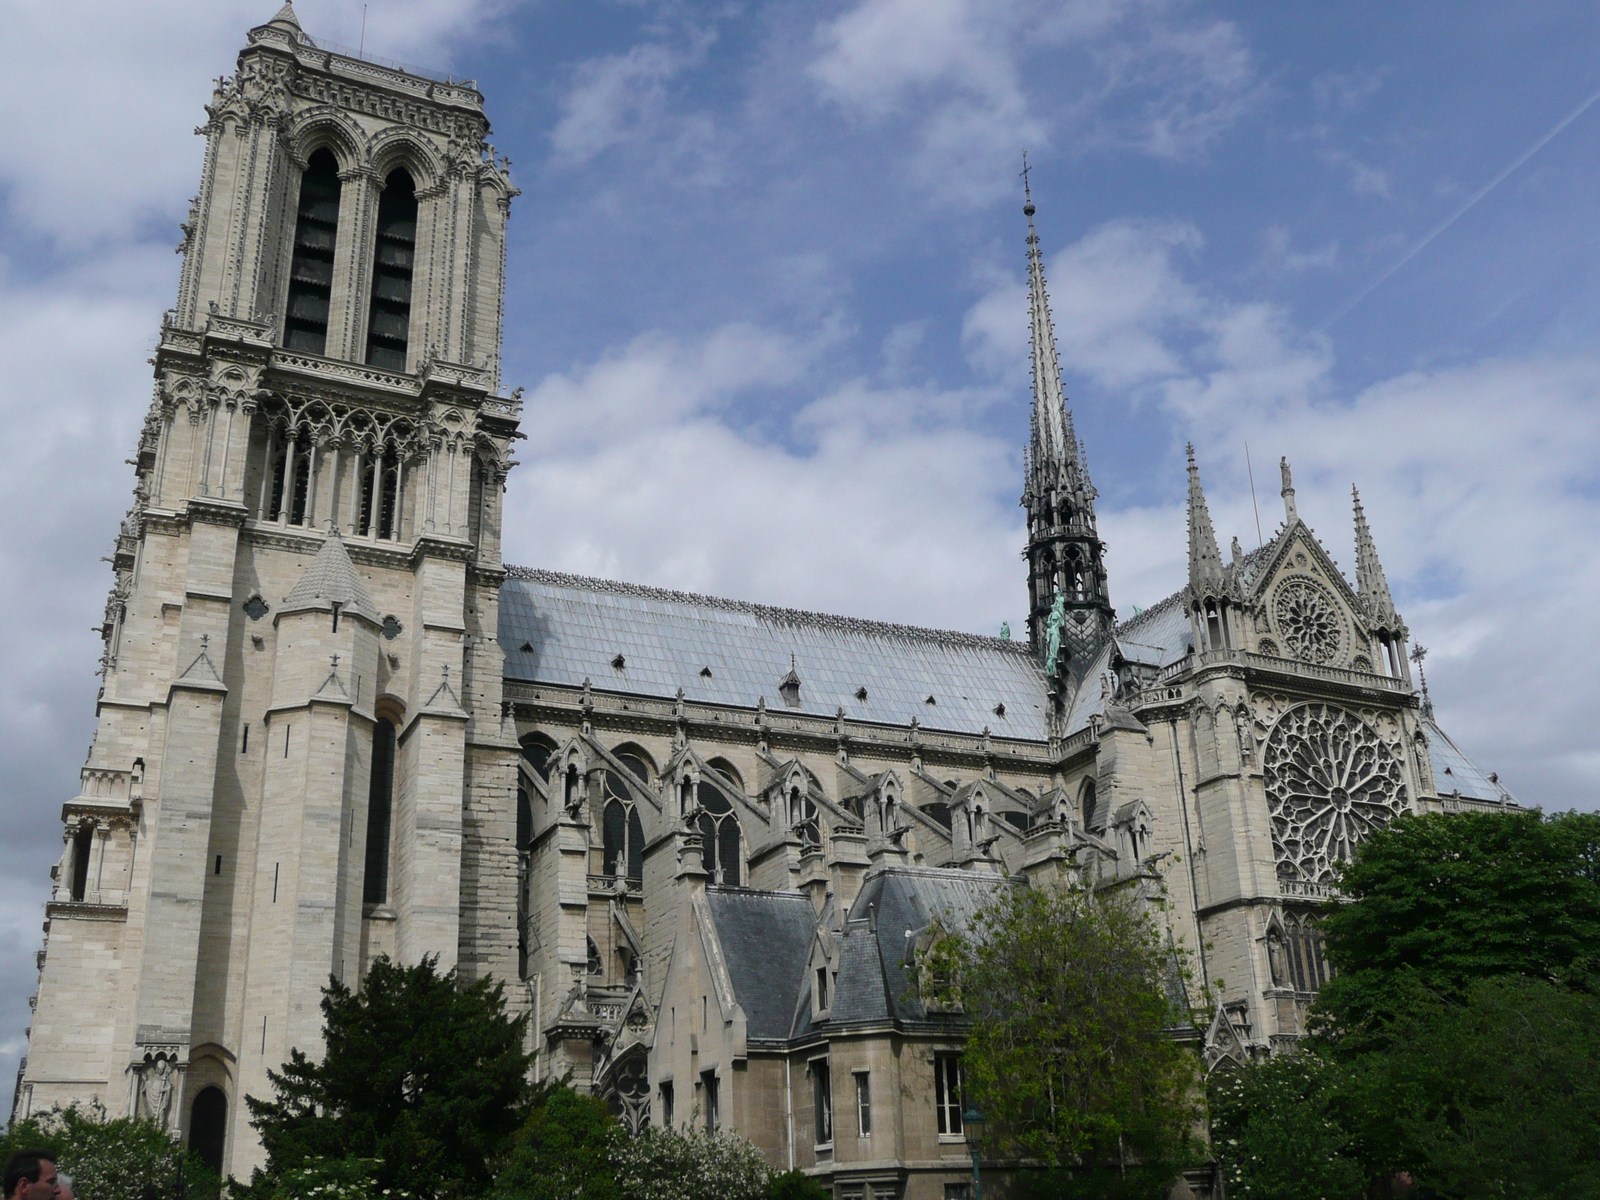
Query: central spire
[{"left": 1017, "top": 174, "right": 1114, "bottom": 687}]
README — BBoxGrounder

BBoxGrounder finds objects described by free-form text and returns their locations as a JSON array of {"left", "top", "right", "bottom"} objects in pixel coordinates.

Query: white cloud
[
  {"left": 1321, "top": 147, "right": 1391, "bottom": 198},
  {"left": 550, "top": 30, "right": 720, "bottom": 170},
  {"left": 0, "top": 0, "right": 509, "bottom": 249},
  {"left": 809, "top": 0, "right": 1260, "bottom": 203},
  {"left": 503, "top": 324, "right": 1022, "bottom": 630}
]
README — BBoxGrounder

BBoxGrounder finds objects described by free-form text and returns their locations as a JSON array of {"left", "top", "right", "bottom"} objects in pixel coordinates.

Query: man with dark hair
[{"left": 2, "top": 1152, "right": 58, "bottom": 1200}]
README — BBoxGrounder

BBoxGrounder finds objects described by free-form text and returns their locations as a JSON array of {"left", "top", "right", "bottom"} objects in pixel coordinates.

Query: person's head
[
  {"left": 47, "top": 1175, "right": 70, "bottom": 1200},
  {"left": 2, "top": 1152, "right": 56, "bottom": 1200}
]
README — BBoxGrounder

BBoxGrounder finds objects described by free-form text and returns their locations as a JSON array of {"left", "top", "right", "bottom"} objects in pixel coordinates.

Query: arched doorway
[{"left": 189, "top": 1085, "right": 227, "bottom": 1174}]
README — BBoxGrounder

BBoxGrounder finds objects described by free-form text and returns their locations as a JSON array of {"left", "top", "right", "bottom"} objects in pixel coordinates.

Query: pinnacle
[
  {"left": 1186, "top": 448, "right": 1226, "bottom": 588},
  {"left": 268, "top": 3, "right": 302, "bottom": 31}
]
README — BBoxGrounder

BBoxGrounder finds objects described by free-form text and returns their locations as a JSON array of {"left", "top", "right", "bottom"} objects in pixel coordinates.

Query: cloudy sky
[{"left": 3, "top": 0, "right": 1599, "bottom": 1093}]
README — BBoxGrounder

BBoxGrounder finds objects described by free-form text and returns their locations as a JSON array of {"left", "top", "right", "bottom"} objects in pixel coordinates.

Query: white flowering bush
[
  {"left": 0, "top": 1104, "right": 220, "bottom": 1200},
  {"left": 608, "top": 1126, "right": 769, "bottom": 1200},
  {"left": 264, "top": 1156, "right": 420, "bottom": 1200}
]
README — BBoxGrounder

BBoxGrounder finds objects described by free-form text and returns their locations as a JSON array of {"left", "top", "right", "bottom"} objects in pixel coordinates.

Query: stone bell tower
[{"left": 15, "top": 4, "right": 521, "bottom": 1179}]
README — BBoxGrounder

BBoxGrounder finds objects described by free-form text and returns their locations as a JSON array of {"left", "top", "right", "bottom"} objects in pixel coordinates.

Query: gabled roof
[{"left": 499, "top": 568, "right": 1050, "bottom": 738}]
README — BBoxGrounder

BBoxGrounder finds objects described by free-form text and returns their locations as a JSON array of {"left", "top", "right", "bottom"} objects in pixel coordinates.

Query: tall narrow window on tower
[
  {"left": 284, "top": 149, "right": 342, "bottom": 356},
  {"left": 366, "top": 169, "right": 417, "bottom": 371},
  {"left": 363, "top": 718, "right": 396, "bottom": 905}
]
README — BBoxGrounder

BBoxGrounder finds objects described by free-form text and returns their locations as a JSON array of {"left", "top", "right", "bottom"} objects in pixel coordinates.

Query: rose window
[
  {"left": 1264, "top": 703, "right": 1406, "bottom": 883},
  {"left": 1273, "top": 577, "right": 1344, "bottom": 664}
]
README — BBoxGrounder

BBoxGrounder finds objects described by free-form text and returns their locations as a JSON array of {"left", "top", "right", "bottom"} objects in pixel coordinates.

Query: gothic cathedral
[{"left": 15, "top": 9, "right": 1515, "bottom": 1198}]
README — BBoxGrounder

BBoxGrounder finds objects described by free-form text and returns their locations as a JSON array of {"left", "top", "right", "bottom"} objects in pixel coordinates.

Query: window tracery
[
  {"left": 697, "top": 782, "right": 741, "bottom": 885},
  {"left": 1272, "top": 577, "right": 1346, "bottom": 665},
  {"left": 601, "top": 771, "right": 645, "bottom": 882},
  {"left": 1264, "top": 703, "right": 1405, "bottom": 883}
]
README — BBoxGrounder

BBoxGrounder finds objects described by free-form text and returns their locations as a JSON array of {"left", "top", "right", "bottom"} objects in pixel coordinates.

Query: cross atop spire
[
  {"left": 1186, "top": 445, "right": 1226, "bottom": 590},
  {"left": 1352, "top": 485, "right": 1400, "bottom": 628}
]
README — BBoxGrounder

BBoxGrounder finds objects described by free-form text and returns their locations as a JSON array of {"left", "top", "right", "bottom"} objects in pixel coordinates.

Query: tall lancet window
[
  {"left": 284, "top": 149, "right": 342, "bottom": 356},
  {"left": 364, "top": 717, "right": 396, "bottom": 905},
  {"left": 366, "top": 169, "right": 417, "bottom": 371}
]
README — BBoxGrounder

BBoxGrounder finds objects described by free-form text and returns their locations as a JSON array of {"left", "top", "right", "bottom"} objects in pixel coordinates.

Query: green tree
[
  {"left": 245, "top": 955, "right": 536, "bottom": 1199},
  {"left": 0, "top": 1105, "right": 220, "bottom": 1200},
  {"left": 938, "top": 883, "right": 1202, "bottom": 1198},
  {"left": 607, "top": 1126, "right": 770, "bottom": 1200},
  {"left": 1313, "top": 809, "right": 1600, "bottom": 1050},
  {"left": 492, "top": 1087, "right": 620, "bottom": 1200},
  {"left": 762, "top": 1170, "right": 831, "bottom": 1200},
  {"left": 1206, "top": 1055, "right": 1366, "bottom": 1200},
  {"left": 1378, "top": 975, "right": 1600, "bottom": 1200}
]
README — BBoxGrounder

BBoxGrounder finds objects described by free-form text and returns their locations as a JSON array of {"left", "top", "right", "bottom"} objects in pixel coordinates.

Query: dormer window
[
  {"left": 365, "top": 168, "right": 417, "bottom": 371},
  {"left": 284, "top": 149, "right": 341, "bottom": 355}
]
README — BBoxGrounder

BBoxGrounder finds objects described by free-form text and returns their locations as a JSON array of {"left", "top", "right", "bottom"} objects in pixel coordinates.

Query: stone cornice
[
  {"left": 45, "top": 902, "right": 129, "bottom": 923},
  {"left": 505, "top": 681, "right": 1055, "bottom": 772},
  {"left": 186, "top": 498, "right": 249, "bottom": 529}
]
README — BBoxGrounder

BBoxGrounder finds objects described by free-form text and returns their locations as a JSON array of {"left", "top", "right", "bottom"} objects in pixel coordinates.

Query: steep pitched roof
[
  {"left": 701, "top": 887, "right": 816, "bottom": 1042},
  {"left": 281, "top": 531, "right": 380, "bottom": 622},
  {"left": 499, "top": 568, "right": 1049, "bottom": 738}
]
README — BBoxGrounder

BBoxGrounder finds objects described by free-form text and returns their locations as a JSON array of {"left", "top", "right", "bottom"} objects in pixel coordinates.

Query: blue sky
[{"left": 2, "top": 0, "right": 1599, "bottom": 1092}]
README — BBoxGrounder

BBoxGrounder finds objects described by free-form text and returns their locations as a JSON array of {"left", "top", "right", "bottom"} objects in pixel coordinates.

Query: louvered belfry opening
[
  {"left": 365, "top": 168, "right": 417, "bottom": 371},
  {"left": 284, "top": 148, "right": 342, "bottom": 355}
]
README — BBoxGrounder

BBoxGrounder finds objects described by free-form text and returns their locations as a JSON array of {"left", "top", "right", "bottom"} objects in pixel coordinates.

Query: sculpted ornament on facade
[{"left": 1264, "top": 703, "right": 1406, "bottom": 882}]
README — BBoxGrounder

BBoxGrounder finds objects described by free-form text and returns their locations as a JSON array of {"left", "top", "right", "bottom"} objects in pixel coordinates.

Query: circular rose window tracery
[
  {"left": 1264, "top": 703, "right": 1405, "bottom": 883},
  {"left": 1273, "top": 577, "right": 1345, "bottom": 664}
]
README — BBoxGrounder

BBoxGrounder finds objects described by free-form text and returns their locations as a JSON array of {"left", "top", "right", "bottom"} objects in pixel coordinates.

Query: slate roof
[
  {"left": 839, "top": 868, "right": 1014, "bottom": 1025},
  {"left": 499, "top": 568, "right": 1050, "bottom": 738},
  {"left": 702, "top": 887, "right": 815, "bottom": 1042},
  {"left": 1425, "top": 716, "right": 1517, "bottom": 804},
  {"left": 281, "top": 531, "right": 380, "bottom": 622}
]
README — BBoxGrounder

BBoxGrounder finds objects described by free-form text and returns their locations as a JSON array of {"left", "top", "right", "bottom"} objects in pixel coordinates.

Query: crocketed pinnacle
[
  {"left": 1352, "top": 485, "right": 1399, "bottom": 627},
  {"left": 1186, "top": 445, "right": 1226, "bottom": 589},
  {"left": 282, "top": 529, "right": 380, "bottom": 622}
]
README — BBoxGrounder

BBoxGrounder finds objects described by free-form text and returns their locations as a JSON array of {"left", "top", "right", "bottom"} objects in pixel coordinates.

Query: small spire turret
[
  {"left": 1186, "top": 445, "right": 1226, "bottom": 591},
  {"left": 1352, "top": 485, "right": 1398, "bottom": 627}
]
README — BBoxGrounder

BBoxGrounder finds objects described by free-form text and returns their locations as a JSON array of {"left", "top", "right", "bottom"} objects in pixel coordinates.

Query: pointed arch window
[
  {"left": 266, "top": 429, "right": 312, "bottom": 525},
  {"left": 520, "top": 734, "right": 557, "bottom": 781},
  {"left": 365, "top": 168, "right": 417, "bottom": 371},
  {"left": 363, "top": 717, "right": 396, "bottom": 905},
  {"left": 358, "top": 449, "right": 400, "bottom": 540},
  {"left": 601, "top": 771, "right": 645, "bottom": 882},
  {"left": 697, "top": 782, "right": 741, "bottom": 886},
  {"left": 1079, "top": 778, "right": 1097, "bottom": 830},
  {"left": 285, "top": 148, "right": 341, "bottom": 355}
]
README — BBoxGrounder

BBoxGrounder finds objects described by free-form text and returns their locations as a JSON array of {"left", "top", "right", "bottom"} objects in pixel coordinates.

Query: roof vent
[
  {"left": 993, "top": 702, "right": 1006, "bottom": 717},
  {"left": 925, "top": 695, "right": 937, "bottom": 705},
  {"left": 854, "top": 686, "right": 868, "bottom": 701},
  {"left": 700, "top": 666, "right": 713, "bottom": 679},
  {"left": 520, "top": 642, "right": 534, "bottom": 653},
  {"left": 611, "top": 653, "right": 626, "bottom": 670},
  {"left": 779, "top": 655, "right": 802, "bottom": 708}
]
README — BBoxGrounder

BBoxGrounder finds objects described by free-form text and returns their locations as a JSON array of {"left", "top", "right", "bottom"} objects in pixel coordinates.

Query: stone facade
[{"left": 14, "top": 7, "right": 1516, "bottom": 1196}]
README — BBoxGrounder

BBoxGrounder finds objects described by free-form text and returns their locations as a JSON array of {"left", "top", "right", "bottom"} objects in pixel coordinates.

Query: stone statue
[
  {"left": 1044, "top": 590, "right": 1066, "bottom": 672},
  {"left": 1265, "top": 925, "right": 1288, "bottom": 988},
  {"left": 143, "top": 1057, "right": 174, "bottom": 1130}
]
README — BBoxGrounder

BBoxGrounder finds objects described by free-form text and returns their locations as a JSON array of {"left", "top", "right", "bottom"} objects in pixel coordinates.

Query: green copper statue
[{"left": 1044, "top": 589, "right": 1066, "bottom": 671}]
